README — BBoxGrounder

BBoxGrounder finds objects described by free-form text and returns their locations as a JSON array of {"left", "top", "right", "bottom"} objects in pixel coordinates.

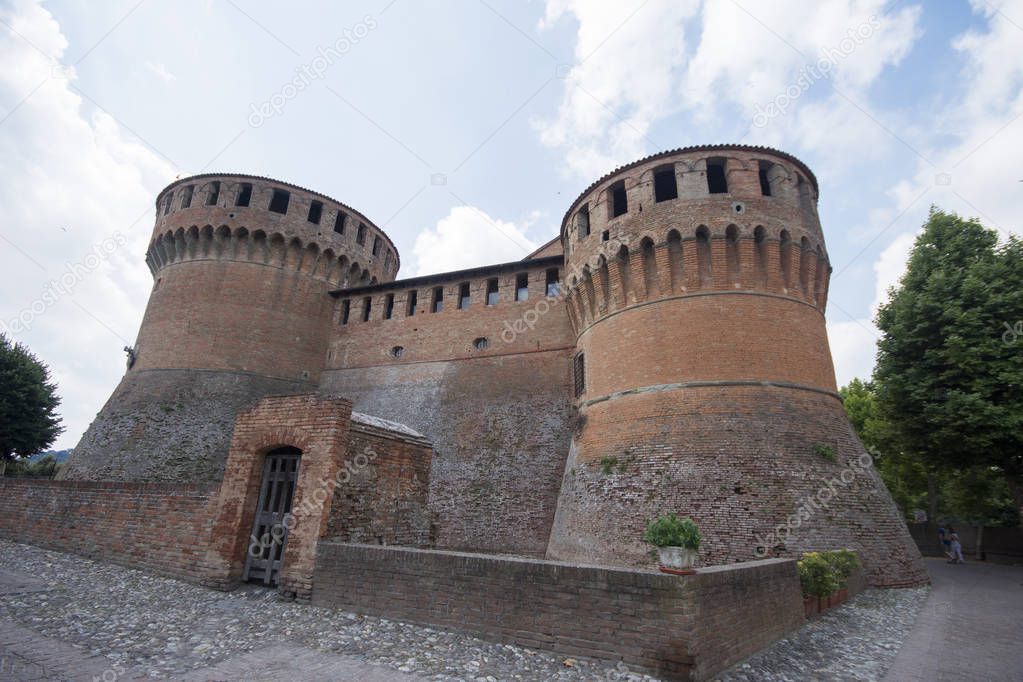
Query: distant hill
[{"left": 27, "top": 449, "right": 72, "bottom": 464}]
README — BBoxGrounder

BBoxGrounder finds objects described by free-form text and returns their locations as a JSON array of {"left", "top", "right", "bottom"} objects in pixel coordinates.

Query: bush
[
  {"left": 797, "top": 552, "right": 839, "bottom": 598},
  {"left": 825, "top": 549, "right": 860, "bottom": 587},
  {"left": 813, "top": 443, "right": 836, "bottom": 462},
  {"left": 643, "top": 514, "right": 701, "bottom": 549}
]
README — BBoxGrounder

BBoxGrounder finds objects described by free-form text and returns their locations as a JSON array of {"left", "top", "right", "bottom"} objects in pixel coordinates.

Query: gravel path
[
  {"left": 716, "top": 585, "right": 930, "bottom": 681},
  {"left": 0, "top": 540, "right": 654, "bottom": 680},
  {"left": 0, "top": 540, "right": 930, "bottom": 681}
]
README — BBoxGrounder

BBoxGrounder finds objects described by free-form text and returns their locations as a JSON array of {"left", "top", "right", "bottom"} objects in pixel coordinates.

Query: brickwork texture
[
  {"left": 312, "top": 543, "right": 805, "bottom": 681},
  {"left": 55, "top": 144, "right": 927, "bottom": 589}
]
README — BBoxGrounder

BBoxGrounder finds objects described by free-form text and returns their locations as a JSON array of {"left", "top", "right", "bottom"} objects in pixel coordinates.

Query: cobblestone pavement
[
  {"left": 883, "top": 558, "right": 1023, "bottom": 682},
  {"left": 0, "top": 541, "right": 654, "bottom": 681},
  {"left": 0, "top": 540, "right": 955, "bottom": 681},
  {"left": 715, "top": 585, "right": 930, "bottom": 681}
]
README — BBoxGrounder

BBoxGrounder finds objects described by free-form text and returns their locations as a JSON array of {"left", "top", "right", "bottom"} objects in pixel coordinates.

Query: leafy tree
[
  {"left": 0, "top": 334, "right": 63, "bottom": 473},
  {"left": 873, "top": 208, "right": 1023, "bottom": 524},
  {"left": 840, "top": 379, "right": 929, "bottom": 518}
]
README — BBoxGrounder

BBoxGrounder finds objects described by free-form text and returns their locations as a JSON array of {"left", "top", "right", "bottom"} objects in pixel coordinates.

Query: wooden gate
[{"left": 243, "top": 447, "right": 301, "bottom": 586}]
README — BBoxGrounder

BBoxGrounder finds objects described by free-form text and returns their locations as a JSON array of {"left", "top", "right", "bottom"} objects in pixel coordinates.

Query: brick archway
[{"left": 201, "top": 394, "right": 352, "bottom": 599}]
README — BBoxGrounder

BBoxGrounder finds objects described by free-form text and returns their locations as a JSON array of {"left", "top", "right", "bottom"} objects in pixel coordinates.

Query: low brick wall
[
  {"left": 0, "top": 479, "right": 215, "bottom": 582},
  {"left": 312, "top": 543, "right": 805, "bottom": 680},
  {"left": 909, "top": 523, "right": 1023, "bottom": 564}
]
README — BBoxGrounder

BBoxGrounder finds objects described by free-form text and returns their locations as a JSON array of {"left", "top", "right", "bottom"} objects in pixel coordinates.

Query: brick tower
[
  {"left": 60, "top": 174, "right": 399, "bottom": 481},
  {"left": 545, "top": 145, "right": 927, "bottom": 586}
]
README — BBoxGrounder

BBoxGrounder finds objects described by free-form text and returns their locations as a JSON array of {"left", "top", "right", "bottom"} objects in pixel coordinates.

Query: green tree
[
  {"left": 840, "top": 379, "right": 929, "bottom": 518},
  {"left": 873, "top": 208, "right": 1023, "bottom": 524},
  {"left": 0, "top": 334, "right": 63, "bottom": 474}
]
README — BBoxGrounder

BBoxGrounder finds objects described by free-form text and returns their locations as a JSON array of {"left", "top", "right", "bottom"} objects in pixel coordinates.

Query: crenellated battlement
[
  {"left": 62, "top": 144, "right": 929, "bottom": 591},
  {"left": 147, "top": 224, "right": 379, "bottom": 288},
  {"left": 151, "top": 173, "right": 399, "bottom": 285},
  {"left": 561, "top": 222, "right": 831, "bottom": 335},
  {"left": 559, "top": 146, "right": 830, "bottom": 336}
]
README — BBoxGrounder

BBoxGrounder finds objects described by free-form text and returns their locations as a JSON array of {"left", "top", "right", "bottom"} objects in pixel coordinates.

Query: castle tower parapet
[
  {"left": 546, "top": 145, "right": 927, "bottom": 587},
  {"left": 61, "top": 174, "right": 399, "bottom": 482}
]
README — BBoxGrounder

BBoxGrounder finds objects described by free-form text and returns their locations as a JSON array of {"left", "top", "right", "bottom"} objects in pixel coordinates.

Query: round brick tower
[
  {"left": 545, "top": 145, "right": 927, "bottom": 586},
  {"left": 61, "top": 174, "right": 399, "bottom": 482}
]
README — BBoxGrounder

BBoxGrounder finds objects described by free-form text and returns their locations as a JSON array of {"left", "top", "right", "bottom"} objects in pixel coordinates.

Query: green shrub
[
  {"left": 824, "top": 549, "right": 860, "bottom": 587},
  {"left": 797, "top": 552, "right": 839, "bottom": 598},
  {"left": 599, "top": 456, "right": 618, "bottom": 475},
  {"left": 643, "top": 514, "right": 701, "bottom": 549},
  {"left": 813, "top": 443, "right": 836, "bottom": 461}
]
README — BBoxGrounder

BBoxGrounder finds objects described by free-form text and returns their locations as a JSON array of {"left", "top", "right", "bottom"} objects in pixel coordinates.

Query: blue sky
[{"left": 1, "top": 0, "right": 1020, "bottom": 449}]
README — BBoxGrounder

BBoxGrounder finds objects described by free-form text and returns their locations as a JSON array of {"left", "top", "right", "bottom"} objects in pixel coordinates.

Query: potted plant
[
  {"left": 797, "top": 552, "right": 839, "bottom": 616},
  {"left": 644, "top": 514, "right": 701, "bottom": 572},
  {"left": 825, "top": 549, "right": 859, "bottom": 604}
]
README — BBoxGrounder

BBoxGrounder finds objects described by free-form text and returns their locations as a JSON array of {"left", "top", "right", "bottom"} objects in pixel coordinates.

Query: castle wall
[
  {"left": 0, "top": 479, "right": 216, "bottom": 582},
  {"left": 324, "top": 414, "right": 434, "bottom": 547},
  {"left": 547, "top": 145, "right": 927, "bottom": 587},
  {"left": 321, "top": 258, "right": 575, "bottom": 555},
  {"left": 63, "top": 174, "right": 399, "bottom": 483},
  {"left": 312, "top": 544, "right": 806, "bottom": 681}
]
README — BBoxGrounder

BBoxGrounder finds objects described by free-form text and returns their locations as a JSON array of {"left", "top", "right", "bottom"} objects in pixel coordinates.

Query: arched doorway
[{"left": 242, "top": 446, "right": 302, "bottom": 586}]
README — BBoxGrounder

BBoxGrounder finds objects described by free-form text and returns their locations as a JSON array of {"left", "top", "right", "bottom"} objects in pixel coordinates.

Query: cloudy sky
[{"left": 1, "top": 0, "right": 1020, "bottom": 450}]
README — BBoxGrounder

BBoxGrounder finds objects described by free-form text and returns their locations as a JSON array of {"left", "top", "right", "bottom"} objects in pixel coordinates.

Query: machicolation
[{"left": 60, "top": 144, "right": 928, "bottom": 590}]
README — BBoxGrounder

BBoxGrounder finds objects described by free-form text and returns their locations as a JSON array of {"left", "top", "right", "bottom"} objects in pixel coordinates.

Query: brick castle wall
[
  {"left": 312, "top": 543, "right": 805, "bottom": 680},
  {"left": 324, "top": 418, "right": 434, "bottom": 547},
  {"left": 0, "top": 479, "right": 215, "bottom": 582},
  {"left": 322, "top": 258, "right": 575, "bottom": 555},
  {"left": 548, "top": 146, "right": 927, "bottom": 587},
  {"left": 63, "top": 172, "right": 400, "bottom": 483}
]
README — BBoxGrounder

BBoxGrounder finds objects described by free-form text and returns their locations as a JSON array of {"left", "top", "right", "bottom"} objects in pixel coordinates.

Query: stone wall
[
  {"left": 322, "top": 259, "right": 575, "bottom": 555},
  {"left": 324, "top": 413, "right": 434, "bottom": 547},
  {"left": 60, "top": 369, "right": 314, "bottom": 482},
  {"left": 312, "top": 543, "right": 805, "bottom": 681},
  {"left": 0, "top": 479, "right": 215, "bottom": 582},
  {"left": 548, "top": 385, "right": 928, "bottom": 587}
]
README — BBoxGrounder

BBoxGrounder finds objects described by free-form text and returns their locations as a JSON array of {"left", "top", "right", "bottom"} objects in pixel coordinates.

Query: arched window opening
[
  {"left": 576, "top": 204, "right": 590, "bottom": 239},
  {"left": 758, "top": 161, "right": 773, "bottom": 196},
  {"left": 653, "top": 165, "right": 678, "bottom": 202},
  {"left": 268, "top": 188, "right": 289, "bottom": 214},
  {"left": 609, "top": 180, "right": 628, "bottom": 217},
  {"left": 706, "top": 158, "right": 728, "bottom": 194},
  {"left": 235, "top": 183, "right": 252, "bottom": 207}
]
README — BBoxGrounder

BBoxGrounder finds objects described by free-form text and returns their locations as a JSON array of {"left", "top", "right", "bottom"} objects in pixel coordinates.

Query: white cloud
[
  {"left": 144, "top": 60, "right": 176, "bottom": 84},
  {"left": 829, "top": 0, "right": 1023, "bottom": 389},
  {"left": 0, "top": 0, "right": 176, "bottom": 449},
  {"left": 534, "top": 0, "right": 699, "bottom": 178},
  {"left": 895, "top": 0, "right": 1023, "bottom": 238},
  {"left": 410, "top": 206, "right": 538, "bottom": 276},
  {"left": 827, "top": 319, "right": 878, "bottom": 386}
]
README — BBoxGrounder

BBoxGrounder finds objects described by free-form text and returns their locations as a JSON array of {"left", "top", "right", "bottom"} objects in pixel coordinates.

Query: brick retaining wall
[
  {"left": 0, "top": 479, "right": 215, "bottom": 582},
  {"left": 312, "top": 543, "right": 805, "bottom": 680}
]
